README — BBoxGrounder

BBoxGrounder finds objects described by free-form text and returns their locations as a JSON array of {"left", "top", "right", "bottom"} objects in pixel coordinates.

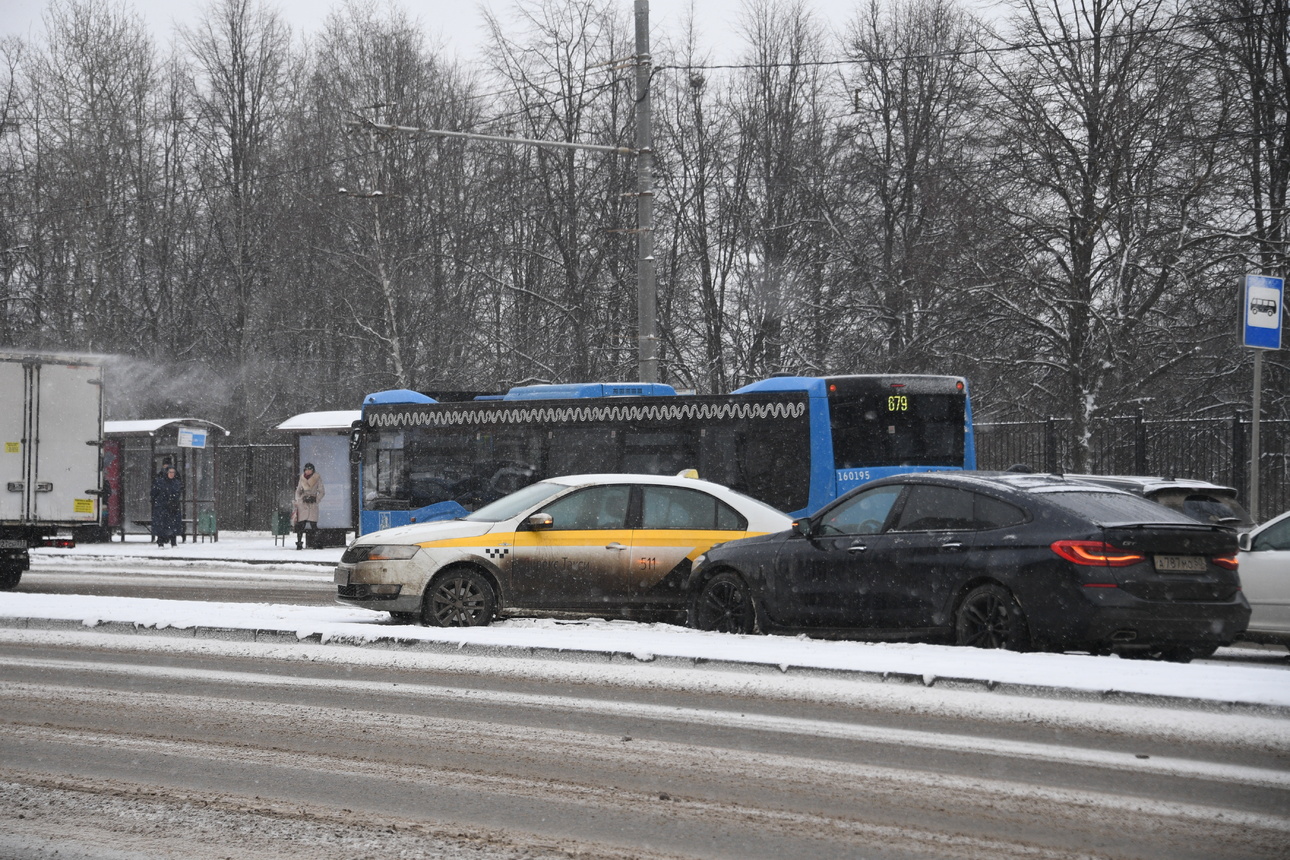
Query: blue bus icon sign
[{"left": 1244, "top": 275, "right": 1284, "bottom": 350}]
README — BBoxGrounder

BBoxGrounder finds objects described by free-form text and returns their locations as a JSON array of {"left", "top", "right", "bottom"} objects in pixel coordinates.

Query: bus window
[
  {"left": 548, "top": 428, "right": 619, "bottom": 475},
  {"left": 622, "top": 429, "right": 699, "bottom": 475},
  {"left": 699, "top": 422, "right": 810, "bottom": 515}
]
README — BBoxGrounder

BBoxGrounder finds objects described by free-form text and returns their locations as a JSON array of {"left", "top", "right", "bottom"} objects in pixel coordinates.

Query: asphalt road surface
[{"left": 1, "top": 628, "right": 1287, "bottom": 860}]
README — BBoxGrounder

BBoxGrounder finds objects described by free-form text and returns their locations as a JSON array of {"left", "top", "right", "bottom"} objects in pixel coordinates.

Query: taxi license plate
[{"left": 1154, "top": 555, "right": 1207, "bottom": 573}]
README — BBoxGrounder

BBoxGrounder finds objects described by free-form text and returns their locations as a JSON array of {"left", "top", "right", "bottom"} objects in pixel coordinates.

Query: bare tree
[
  {"left": 301, "top": 0, "right": 488, "bottom": 396},
  {"left": 17, "top": 0, "right": 163, "bottom": 355},
  {"left": 483, "top": 0, "right": 637, "bottom": 383},
  {"left": 0, "top": 36, "right": 31, "bottom": 346},
  {"left": 653, "top": 17, "right": 745, "bottom": 391},
  {"left": 724, "top": 0, "right": 835, "bottom": 382},
  {"left": 182, "top": 0, "right": 291, "bottom": 436},
  {"left": 1193, "top": 0, "right": 1289, "bottom": 422},
  {"left": 980, "top": 0, "right": 1219, "bottom": 466},
  {"left": 836, "top": 0, "right": 989, "bottom": 372}
]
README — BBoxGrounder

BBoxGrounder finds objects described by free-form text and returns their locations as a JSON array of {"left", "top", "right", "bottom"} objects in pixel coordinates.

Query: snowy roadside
[
  {"left": 4, "top": 591, "right": 1289, "bottom": 712},
  {"left": 13, "top": 531, "right": 1290, "bottom": 713}
]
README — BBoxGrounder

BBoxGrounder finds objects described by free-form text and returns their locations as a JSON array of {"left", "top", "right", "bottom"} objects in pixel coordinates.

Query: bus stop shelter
[
  {"left": 104, "top": 419, "right": 229, "bottom": 542},
  {"left": 274, "top": 410, "right": 360, "bottom": 548}
]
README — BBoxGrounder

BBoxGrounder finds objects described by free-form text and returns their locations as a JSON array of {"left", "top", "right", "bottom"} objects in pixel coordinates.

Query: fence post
[
  {"left": 1231, "top": 414, "right": 1247, "bottom": 505},
  {"left": 1045, "top": 417, "right": 1059, "bottom": 474},
  {"left": 245, "top": 447, "right": 256, "bottom": 531},
  {"left": 1134, "top": 409, "right": 1147, "bottom": 474}
]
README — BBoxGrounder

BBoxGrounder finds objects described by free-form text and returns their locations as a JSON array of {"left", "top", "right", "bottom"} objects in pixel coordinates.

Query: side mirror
[
  {"left": 791, "top": 517, "right": 813, "bottom": 538},
  {"left": 524, "top": 512, "right": 554, "bottom": 531},
  {"left": 1238, "top": 533, "right": 1252, "bottom": 552}
]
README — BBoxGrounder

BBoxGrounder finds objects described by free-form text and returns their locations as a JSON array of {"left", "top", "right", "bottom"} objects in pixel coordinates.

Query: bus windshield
[{"left": 828, "top": 384, "right": 966, "bottom": 468}]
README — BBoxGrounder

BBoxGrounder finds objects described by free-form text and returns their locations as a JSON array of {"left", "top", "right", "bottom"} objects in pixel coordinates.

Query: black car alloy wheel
[
  {"left": 955, "top": 583, "right": 1030, "bottom": 650},
  {"left": 694, "top": 571, "right": 756, "bottom": 634},
  {"left": 424, "top": 568, "right": 496, "bottom": 627}
]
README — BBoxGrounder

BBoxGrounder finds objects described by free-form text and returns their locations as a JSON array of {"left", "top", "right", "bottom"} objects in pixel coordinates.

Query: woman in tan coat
[{"left": 293, "top": 463, "right": 325, "bottom": 549}]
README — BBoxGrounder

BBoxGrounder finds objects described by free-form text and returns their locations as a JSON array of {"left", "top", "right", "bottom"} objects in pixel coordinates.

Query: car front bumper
[{"left": 334, "top": 563, "right": 425, "bottom": 614}]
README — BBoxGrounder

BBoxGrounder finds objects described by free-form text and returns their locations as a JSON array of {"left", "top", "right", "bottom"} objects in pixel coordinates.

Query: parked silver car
[
  {"left": 1238, "top": 510, "right": 1290, "bottom": 647},
  {"left": 1067, "top": 475, "right": 1254, "bottom": 531}
]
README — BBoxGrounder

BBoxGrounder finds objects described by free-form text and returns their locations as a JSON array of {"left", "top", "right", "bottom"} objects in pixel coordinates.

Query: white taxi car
[{"left": 334, "top": 473, "right": 791, "bottom": 626}]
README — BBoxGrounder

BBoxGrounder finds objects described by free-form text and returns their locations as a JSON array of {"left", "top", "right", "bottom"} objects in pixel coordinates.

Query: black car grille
[{"left": 336, "top": 583, "right": 398, "bottom": 601}]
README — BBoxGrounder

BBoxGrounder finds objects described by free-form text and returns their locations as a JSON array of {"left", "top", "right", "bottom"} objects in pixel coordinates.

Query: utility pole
[{"left": 634, "top": 0, "right": 658, "bottom": 384}]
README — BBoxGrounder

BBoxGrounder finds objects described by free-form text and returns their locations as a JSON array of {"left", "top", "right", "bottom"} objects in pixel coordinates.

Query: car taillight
[
  {"left": 1051, "top": 540, "right": 1145, "bottom": 567},
  {"left": 1211, "top": 554, "right": 1238, "bottom": 571}
]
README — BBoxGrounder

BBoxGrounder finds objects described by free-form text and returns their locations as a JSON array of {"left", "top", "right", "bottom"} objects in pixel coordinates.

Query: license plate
[
  {"left": 333, "top": 569, "right": 350, "bottom": 585},
  {"left": 1154, "top": 555, "right": 1207, "bottom": 573},
  {"left": 0, "top": 539, "right": 26, "bottom": 548}
]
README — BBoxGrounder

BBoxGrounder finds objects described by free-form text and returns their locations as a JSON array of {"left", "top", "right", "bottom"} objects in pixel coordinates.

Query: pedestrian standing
[
  {"left": 294, "top": 463, "right": 325, "bottom": 550},
  {"left": 150, "top": 465, "right": 182, "bottom": 547}
]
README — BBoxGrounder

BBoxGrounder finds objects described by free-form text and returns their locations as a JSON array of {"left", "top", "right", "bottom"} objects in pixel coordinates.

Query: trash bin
[
  {"left": 197, "top": 509, "right": 218, "bottom": 542},
  {"left": 271, "top": 509, "right": 292, "bottom": 546}
]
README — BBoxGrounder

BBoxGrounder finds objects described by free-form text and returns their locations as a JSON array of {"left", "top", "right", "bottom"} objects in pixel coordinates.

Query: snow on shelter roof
[
  {"left": 104, "top": 418, "right": 230, "bottom": 437},
  {"left": 275, "top": 410, "right": 362, "bottom": 432}
]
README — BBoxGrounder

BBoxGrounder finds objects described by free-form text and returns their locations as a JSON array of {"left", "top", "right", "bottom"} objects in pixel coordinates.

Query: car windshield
[{"left": 463, "top": 481, "right": 569, "bottom": 522}]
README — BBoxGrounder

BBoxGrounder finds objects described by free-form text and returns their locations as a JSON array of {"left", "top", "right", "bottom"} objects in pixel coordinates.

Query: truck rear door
[
  {"left": 32, "top": 361, "right": 102, "bottom": 524},
  {"left": 0, "top": 359, "right": 27, "bottom": 522}
]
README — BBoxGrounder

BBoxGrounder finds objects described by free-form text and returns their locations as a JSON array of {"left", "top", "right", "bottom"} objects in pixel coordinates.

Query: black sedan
[{"left": 686, "top": 472, "right": 1249, "bottom": 661}]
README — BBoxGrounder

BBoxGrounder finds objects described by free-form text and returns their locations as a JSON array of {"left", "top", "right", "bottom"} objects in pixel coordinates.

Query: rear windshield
[{"left": 1040, "top": 490, "right": 1200, "bottom": 526}]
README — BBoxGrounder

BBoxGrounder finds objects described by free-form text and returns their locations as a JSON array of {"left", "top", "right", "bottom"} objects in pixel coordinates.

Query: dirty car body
[
  {"left": 686, "top": 472, "right": 1248, "bottom": 661},
  {"left": 335, "top": 473, "right": 791, "bottom": 626}
]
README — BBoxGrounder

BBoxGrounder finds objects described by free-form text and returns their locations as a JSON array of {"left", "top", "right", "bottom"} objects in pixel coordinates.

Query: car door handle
[
  {"left": 606, "top": 542, "right": 629, "bottom": 551},
  {"left": 847, "top": 543, "right": 868, "bottom": 553},
  {"left": 941, "top": 542, "right": 966, "bottom": 551}
]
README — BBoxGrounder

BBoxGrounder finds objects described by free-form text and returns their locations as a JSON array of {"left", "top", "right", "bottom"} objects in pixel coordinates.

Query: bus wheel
[
  {"left": 423, "top": 568, "right": 496, "bottom": 627},
  {"left": 693, "top": 571, "right": 755, "bottom": 634},
  {"left": 955, "top": 584, "right": 1029, "bottom": 651}
]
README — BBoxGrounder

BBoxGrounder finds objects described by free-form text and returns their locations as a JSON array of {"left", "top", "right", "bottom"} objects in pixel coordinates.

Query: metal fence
[
  {"left": 213, "top": 444, "right": 297, "bottom": 532},
  {"left": 974, "top": 415, "right": 1290, "bottom": 518}
]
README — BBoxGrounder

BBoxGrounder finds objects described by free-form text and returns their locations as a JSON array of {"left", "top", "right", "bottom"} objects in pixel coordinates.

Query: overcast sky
[{"left": 1, "top": 0, "right": 1012, "bottom": 63}]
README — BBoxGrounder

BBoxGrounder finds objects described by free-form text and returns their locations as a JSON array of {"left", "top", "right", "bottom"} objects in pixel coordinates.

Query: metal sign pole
[
  {"left": 1250, "top": 349, "right": 1262, "bottom": 523},
  {"left": 1242, "top": 273, "right": 1285, "bottom": 523}
]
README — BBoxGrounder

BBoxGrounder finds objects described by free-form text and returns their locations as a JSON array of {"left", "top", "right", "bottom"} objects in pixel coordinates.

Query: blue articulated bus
[{"left": 351, "top": 374, "right": 975, "bottom": 534}]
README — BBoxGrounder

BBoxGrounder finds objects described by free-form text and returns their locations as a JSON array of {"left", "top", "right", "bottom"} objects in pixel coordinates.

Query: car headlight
[{"left": 366, "top": 544, "right": 421, "bottom": 560}]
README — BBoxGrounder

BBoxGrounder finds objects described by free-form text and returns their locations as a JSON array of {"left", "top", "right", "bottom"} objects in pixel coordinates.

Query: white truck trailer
[{"left": 0, "top": 352, "right": 105, "bottom": 589}]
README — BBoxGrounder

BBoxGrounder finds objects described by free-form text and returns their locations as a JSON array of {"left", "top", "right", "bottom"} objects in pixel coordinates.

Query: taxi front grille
[{"left": 336, "top": 583, "right": 399, "bottom": 601}]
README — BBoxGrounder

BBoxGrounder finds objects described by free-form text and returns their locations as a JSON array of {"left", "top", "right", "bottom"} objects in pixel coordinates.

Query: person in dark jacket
[{"left": 151, "top": 465, "right": 183, "bottom": 547}]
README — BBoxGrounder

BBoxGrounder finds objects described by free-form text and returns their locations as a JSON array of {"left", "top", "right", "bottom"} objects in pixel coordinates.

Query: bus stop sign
[{"left": 1244, "top": 274, "right": 1283, "bottom": 350}]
